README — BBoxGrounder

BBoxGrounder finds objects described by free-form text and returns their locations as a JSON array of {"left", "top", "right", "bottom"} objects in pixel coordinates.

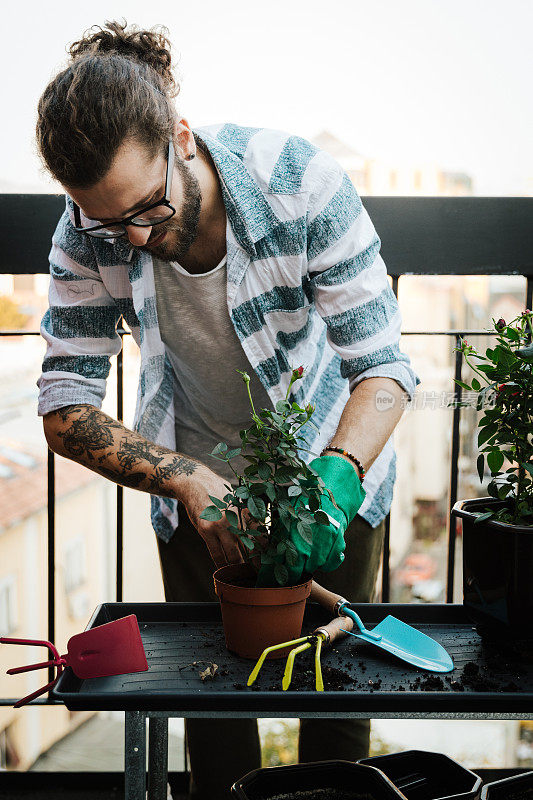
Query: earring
[{"left": 186, "top": 152, "right": 196, "bottom": 161}]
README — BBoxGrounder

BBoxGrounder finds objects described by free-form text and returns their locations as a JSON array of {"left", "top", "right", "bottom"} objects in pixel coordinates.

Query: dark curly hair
[{"left": 36, "top": 20, "right": 180, "bottom": 188}]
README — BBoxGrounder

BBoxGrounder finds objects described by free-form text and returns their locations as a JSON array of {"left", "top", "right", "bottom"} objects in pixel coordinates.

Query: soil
[
  {"left": 184, "top": 627, "right": 525, "bottom": 695},
  {"left": 265, "top": 791, "right": 374, "bottom": 800}
]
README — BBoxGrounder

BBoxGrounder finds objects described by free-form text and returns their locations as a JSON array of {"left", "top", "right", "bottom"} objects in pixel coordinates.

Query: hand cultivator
[{"left": 248, "top": 582, "right": 453, "bottom": 691}]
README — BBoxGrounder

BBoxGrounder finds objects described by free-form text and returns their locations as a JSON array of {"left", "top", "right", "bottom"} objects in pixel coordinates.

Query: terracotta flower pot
[{"left": 213, "top": 563, "right": 312, "bottom": 659}]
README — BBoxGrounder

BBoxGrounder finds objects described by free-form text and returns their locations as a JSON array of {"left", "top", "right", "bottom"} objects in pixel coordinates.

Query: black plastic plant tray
[{"left": 52, "top": 602, "right": 533, "bottom": 713}]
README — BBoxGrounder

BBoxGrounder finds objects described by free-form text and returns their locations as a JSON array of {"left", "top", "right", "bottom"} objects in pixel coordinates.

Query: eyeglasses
[{"left": 73, "top": 140, "right": 176, "bottom": 239}]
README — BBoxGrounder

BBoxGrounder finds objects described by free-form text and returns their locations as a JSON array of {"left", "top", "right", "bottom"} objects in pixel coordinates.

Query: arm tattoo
[
  {"left": 117, "top": 437, "right": 165, "bottom": 471},
  {"left": 55, "top": 406, "right": 121, "bottom": 460},
  {"left": 48, "top": 404, "right": 200, "bottom": 497},
  {"left": 148, "top": 456, "right": 198, "bottom": 494}
]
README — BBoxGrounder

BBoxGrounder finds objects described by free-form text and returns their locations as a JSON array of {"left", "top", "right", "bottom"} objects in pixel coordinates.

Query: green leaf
[
  {"left": 244, "top": 464, "right": 259, "bottom": 477},
  {"left": 498, "top": 483, "right": 512, "bottom": 499},
  {"left": 296, "top": 521, "right": 313, "bottom": 545},
  {"left": 247, "top": 495, "right": 266, "bottom": 520},
  {"left": 224, "top": 510, "right": 239, "bottom": 527},
  {"left": 477, "top": 454, "right": 485, "bottom": 483},
  {"left": 285, "top": 545, "right": 299, "bottom": 567},
  {"left": 487, "top": 480, "right": 500, "bottom": 499},
  {"left": 276, "top": 399, "right": 291, "bottom": 413},
  {"left": 277, "top": 541, "right": 287, "bottom": 555},
  {"left": 288, "top": 485, "right": 302, "bottom": 497},
  {"left": 474, "top": 511, "right": 494, "bottom": 524},
  {"left": 258, "top": 462, "right": 271, "bottom": 481},
  {"left": 274, "top": 564, "right": 289, "bottom": 585},
  {"left": 487, "top": 450, "right": 504, "bottom": 473},
  {"left": 471, "top": 378, "right": 481, "bottom": 391},
  {"left": 524, "top": 463, "right": 533, "bottom": 477},
  {"left": 241, "top": 536, "right": 255, "bottom": 550},
  {"left": 211, "top": 442, "right": 228, "bottom": 455},
  {"left": 225, "top": 448, "right": 241, "bottom": 460},
  {"left": 199, "top": 506, "right": 223, "bottom": 521},
  {"left": 314, "top": 510, "right": 330, "bottom": 525},
  {"left": 478, "top": 424, "right": 498, "bottom": 447},
  {"left": 234, "top": 485, "right": 250, "bottom": 500},
  {"left": 265, "top": 483, "right": 276, "bottom": 502},
  {"left": 308, "top": 494, "right": 320, "bottom": 512},
  {"left": 208, "top": 495, "right": 227, "bottom": 510},
  {"left": 454, "top": 380, "right": 472, "bottom": 391},
  {"left": 227, "top": 524, "right": 241, "bottom": 537}
]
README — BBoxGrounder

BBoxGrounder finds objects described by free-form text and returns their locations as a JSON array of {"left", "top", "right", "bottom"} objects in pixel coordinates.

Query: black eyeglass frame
[{"left": 72, "top": 139, "right": 176, "bottom": 238}]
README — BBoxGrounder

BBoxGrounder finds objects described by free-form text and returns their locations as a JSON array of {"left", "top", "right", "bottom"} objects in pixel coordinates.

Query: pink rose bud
[
  {"left": 496, "top": 318, "right": 506, "bottom": 331},
  {"left": 305, "top": 403, "right": 315, "bottom": 413},
  {"left": 292, "top": 366, "right": 304, "bottom": 380}
]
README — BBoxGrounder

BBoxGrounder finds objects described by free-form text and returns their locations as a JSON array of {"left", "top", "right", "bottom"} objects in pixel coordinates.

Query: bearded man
[{"left": 36, "top": 21, "right": 419, "bottom": 800}]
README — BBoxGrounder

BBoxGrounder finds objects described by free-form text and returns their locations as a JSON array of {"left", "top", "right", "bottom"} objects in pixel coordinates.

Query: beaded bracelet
[{"left": 320, "top": 446, "right": 366, "bottom": 483}]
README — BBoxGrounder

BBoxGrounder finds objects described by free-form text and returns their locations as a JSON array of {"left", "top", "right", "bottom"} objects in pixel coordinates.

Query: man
[{"left": 36, "top": 21, "right": 419, "bottom": 799}]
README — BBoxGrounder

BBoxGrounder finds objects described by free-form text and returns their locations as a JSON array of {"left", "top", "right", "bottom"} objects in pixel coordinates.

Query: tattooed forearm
[
  {"left": 148, "top": 456, "right": 198, "bottom": 493},
  {"left": 56, "top": 407, "right": 122, "bottom": 459},
  {"left": 44, "top": 404, "right": 201, "bottom": 500},
  {"left": 117, "top": 437, "right": 165, "bottom": 471}
]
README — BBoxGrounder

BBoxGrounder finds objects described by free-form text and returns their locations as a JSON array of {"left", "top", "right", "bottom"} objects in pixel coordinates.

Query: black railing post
[
  {"left": 446, "top": 334, "right": 464, "bottom": 602},
  {"left": 116, "top": 323, "right": 125, "bottom": 603},
  {"left": 380, "top": 275, "right": 400, "bottom": 603},
  {"left": 47, "top": 449, "right": 55, "bottom": 693}
]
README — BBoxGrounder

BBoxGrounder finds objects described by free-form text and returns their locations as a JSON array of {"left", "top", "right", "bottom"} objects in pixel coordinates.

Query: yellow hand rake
[{"left": 247, "top": 583, "right": 355, "bottom": 691}]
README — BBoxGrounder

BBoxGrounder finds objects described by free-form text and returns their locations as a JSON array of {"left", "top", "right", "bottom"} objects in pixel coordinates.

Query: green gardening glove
[{"left": 257, "top": 455, "right": 366, "bottom": 586}]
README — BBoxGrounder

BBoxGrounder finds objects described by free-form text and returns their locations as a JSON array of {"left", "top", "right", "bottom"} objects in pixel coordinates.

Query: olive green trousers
[{"left": 156, "top": 500, "right": 385, "bottom": 800}]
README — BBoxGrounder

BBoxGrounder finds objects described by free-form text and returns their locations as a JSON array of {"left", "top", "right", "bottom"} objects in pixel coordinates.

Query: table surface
[{"left": 53, "top": 602, "right": 533, "bottom": 718}]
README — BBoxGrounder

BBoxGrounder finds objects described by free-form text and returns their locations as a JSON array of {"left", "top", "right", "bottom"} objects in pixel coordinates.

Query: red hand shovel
[{"left": 1, "top": 614, "right": 148, "bottom": 707}]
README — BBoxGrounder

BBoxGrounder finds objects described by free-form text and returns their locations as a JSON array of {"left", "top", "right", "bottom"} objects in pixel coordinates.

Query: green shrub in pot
[
  {"left": 451, "top": 310, "right": 533, "bottom": 638},
  {"left": 453, "top": 310, "right": 533, "bottom": 524},
  {"left": 199, "top": 365, "right": 364, "bottom": 588}
]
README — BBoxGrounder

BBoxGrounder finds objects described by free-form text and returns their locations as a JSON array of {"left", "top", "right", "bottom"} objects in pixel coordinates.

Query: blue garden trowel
[{"left": 310, "top": 582, "right": 454, "bottom": 673}]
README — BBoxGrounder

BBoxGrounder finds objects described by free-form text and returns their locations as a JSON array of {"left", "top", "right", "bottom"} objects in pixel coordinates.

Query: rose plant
[
  {"left": 453, "top": 310, "right": 533, "bottom": 526},
  {"left": 199, "top": 366, "right": 343, "bottom": 586}
]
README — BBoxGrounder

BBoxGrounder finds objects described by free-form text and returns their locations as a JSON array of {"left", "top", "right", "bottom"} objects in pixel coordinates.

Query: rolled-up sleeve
[
  {"left": 305, "top": 152, "right": 420, "bottom": 400},
  {"left": 37, "top": 210, "right": 123, "bottom": 416}
]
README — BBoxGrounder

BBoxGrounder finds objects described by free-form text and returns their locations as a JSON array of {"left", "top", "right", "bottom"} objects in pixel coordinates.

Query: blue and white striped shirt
[{"left": 37, "top": 123, "right": 420, "bottom": 542}]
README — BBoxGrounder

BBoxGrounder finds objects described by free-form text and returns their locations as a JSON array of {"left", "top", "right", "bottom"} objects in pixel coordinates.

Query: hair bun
[{"left": 69, "top": 19, "right": 177, "bottom": 96}]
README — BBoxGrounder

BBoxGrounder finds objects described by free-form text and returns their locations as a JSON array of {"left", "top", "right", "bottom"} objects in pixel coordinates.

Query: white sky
[{"left": 2, "top": 0, "right": 532, "bottom": 194}]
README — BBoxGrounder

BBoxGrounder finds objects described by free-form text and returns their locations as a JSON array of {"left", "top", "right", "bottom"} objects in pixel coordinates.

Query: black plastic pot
[
  {"left": 232, "top": 760, "right": 408, "bottom": 799},
  {"left": 481, "top": 770, "right": 533, "bottom": 798},
  {"left": 359, "top": 750, "right": 482, "bottom": 799},
  {"left": 452, "top": 498, "right": 533, "bottom": 640}
]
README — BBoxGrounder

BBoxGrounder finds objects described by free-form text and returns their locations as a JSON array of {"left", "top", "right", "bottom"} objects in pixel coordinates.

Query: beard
[{"left": 144, "top": 157, "right": 202, "bottom": 263}]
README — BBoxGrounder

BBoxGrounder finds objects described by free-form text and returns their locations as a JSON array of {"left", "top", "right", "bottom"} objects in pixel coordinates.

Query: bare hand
[{"left": 178, "top": 468, "right": 256, "bottom": 569}]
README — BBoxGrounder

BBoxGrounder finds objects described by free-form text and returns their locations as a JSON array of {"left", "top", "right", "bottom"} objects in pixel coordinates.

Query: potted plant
[
  {"left": 199, "top": 366, "right": 363, "bottom": 659},
  {"left": 450, "top": 311, "right": 533, "bottom": 640}
]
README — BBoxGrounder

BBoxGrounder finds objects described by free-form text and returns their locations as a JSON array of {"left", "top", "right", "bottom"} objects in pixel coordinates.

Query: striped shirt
[{"left": 37, "top": 123, "right": 420, "bottom": 543}]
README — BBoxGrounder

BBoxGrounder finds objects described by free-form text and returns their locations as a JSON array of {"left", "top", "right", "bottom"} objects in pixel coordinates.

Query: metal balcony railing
[{"left": 0, "top": 195, "right": 532, "bottom": 708}]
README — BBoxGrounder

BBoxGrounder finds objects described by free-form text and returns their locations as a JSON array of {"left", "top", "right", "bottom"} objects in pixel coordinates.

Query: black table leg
[
  {"left": 148, "top": 716, "right": 169, "bottom": 800},
  {"left": 125, "top": 710, "right": 147, "bottom": 800}
]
